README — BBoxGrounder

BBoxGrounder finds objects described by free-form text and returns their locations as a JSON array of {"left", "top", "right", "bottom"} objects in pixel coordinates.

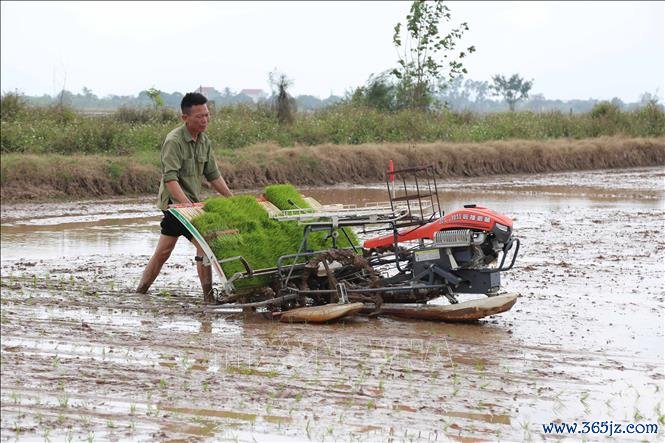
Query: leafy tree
[
  {"left": 464, "top": 79, "right": 490, "bottom": 102},
  {"left": 350, "top": 73, "right": 397, "bottom": 111},
  {"left": 146, "top": 87, "right": 164, "bottom": 109},
  {"left": 491, "top": 74, "right": 533, "bottom": 111},
  {"left": 392, "top": 0, "right": 475, "bottom": 110}
]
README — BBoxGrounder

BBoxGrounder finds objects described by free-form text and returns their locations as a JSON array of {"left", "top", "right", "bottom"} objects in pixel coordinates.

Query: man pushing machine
[{"left": 136, "top": 92, "right": 232, "bottom": 303}]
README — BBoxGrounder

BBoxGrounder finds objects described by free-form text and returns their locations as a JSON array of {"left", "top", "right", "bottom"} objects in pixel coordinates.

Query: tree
[
  {"left": 392, "top": 0, "right": 475, "bottom": 110},
  {"left": 269, "top": 71, "right": 296, "bottom": 125},
  {"left": 81, "top": 86, "right": 96, "bottom": 99},
  {"left": 491, "top": 74, "right": 533, "bottom": 111},
  {"left": 350, "top": 73, "right": 397, "bottom": 111},
  {"left": 146, "top": 87, "right": 164, "bottom": 109}
]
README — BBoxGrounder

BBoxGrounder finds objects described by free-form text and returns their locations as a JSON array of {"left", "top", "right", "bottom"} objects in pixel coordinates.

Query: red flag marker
[{"left": 388, "top": 159, "right": 396, "bottom": 199}]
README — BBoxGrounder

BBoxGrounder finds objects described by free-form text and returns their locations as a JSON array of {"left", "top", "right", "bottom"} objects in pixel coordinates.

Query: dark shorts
[{"left": 160, "top": 210, "right": 193, "bottom": 241}]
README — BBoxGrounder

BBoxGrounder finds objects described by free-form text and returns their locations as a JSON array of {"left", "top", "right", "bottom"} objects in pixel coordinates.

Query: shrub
[
  {"left": 633, "top": 101, "right": 665, "bottom": 136},
  {"left": 591, "top": 101, "right": 620, "bottom": 119},
  {"left": 1, "top": 92, "right": 27, "bottom": 121}
]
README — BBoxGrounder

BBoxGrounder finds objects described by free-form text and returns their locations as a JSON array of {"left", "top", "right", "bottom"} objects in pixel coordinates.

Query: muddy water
[{"left": 1, "top": 167, "right": 664, "bottom": 442}]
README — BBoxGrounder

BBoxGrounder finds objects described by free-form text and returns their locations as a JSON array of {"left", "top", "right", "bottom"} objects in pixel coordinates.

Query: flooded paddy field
[{"left": 1, "top": 167, "right": 664, "bottom": 442}]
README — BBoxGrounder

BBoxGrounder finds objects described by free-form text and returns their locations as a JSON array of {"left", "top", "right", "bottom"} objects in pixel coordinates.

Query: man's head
[{"left": 181, "top": 92, "right": 209, "bottom": 135}]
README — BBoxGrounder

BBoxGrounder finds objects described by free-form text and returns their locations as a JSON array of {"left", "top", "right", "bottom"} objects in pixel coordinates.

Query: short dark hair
[{"left": 181, "top": 92, "right": 207, "bottom": 114}]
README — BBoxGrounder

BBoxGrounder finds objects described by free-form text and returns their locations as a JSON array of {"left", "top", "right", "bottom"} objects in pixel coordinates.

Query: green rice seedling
[
  {"left": 305, "top": 419, "right": 312, "bottom": 440},
  {"left": 58, "top": 393, "right": 70, "bottom": 408},
  {"left": 521, "top": 420, "right": 533, "bottom": 441},
  {"left": 264, "top": 184, "right": 311, "bottom": 211},
  {"left": 633, "top": 408, "right": 644, "bottom": 421},
  {"left": 194, "top": 193, "right": 358, "bottom": 282},
  {"left": 80, "top": 414, "right": 91, "bottom": 428}
]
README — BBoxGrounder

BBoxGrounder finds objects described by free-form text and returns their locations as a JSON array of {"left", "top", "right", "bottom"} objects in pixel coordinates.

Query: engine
[
  {"left": 363, "top": 204, "right": 518, "bottom": 296},
  {"left": 409, "top": 205, "right": 517, "bottom": 294}
]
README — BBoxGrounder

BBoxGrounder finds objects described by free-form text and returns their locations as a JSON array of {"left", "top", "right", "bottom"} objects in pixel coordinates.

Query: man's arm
[
  {"left": 165, "top": 180, "right": 192, "bottom": 204},
  {"left": 209, "top": 176, "right": 233, "bottom": 197}
]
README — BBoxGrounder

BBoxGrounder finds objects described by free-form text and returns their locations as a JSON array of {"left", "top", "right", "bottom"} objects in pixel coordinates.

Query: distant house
[
  {"left": 196, "top": 86, "right": 216, "bottom": 98},
  {"left": 240, "top": 89, "right": 267, "bottom": 103}
]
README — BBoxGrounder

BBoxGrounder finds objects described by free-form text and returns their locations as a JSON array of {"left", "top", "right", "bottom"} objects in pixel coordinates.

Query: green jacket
[{"left": 157, "top": 125, "right": 221, "bottom": 210}]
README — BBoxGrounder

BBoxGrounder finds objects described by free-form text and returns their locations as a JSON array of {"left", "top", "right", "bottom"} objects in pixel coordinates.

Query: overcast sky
[{"left": 1, "top": 1, "right": 663, "bottom": 102}]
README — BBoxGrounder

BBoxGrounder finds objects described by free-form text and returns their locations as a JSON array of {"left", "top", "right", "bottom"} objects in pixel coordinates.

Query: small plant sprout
[
  {"left": 58, "top": 393, "right": 70, "bottom": 408},
  {"left": 633, "top": 408, "right": 644, "bottom": 421}
]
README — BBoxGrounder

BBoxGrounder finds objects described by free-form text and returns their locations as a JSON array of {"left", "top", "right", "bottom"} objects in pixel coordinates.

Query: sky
[{"left": 1, "top": 1, "right": 663, "bottom": 102}]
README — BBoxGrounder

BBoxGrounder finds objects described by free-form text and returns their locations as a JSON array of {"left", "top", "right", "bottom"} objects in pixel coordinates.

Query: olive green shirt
[{"left": 157, "top": 125, "right": 221, "bottom": 210}]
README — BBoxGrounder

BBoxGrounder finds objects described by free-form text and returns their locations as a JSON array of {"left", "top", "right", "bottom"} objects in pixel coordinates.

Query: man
[{"left": 136, "top": 92, "right": 232, "bottom": 303}]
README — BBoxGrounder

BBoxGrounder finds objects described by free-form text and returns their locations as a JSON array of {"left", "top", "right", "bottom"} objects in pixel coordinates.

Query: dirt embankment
[{"left": 1, "top": 136, "right": 664, "bottom": 201}]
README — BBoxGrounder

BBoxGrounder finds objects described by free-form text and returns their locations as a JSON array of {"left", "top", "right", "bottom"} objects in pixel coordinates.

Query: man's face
[{"left": 182, "top": 104, "right": 209, "bottom": 133}]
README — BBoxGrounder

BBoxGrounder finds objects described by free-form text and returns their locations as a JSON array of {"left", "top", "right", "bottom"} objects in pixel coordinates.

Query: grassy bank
[
  {"left": 1, "top": 102, "right": 663, "bottom": 154},
  {"left": 2, "top": 136, "right": 663, "bottom": 201}
]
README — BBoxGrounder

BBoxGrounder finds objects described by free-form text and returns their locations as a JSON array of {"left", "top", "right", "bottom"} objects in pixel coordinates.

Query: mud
[{"left": 1, "top": 166, "right": 664, "bottom": 442}]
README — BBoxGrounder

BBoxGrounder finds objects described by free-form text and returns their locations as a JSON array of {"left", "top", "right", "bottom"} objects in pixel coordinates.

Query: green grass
[{"left": 2, "top": 102, "right": 663, "bottom": 155}]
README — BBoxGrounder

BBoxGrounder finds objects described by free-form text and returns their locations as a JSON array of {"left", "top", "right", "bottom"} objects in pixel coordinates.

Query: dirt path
[{"left": 1, "top": 167, "right": 663, "bottom": 442}]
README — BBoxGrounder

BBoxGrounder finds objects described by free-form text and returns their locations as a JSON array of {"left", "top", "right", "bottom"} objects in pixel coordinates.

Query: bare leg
[
  {"left": 136, "top": 234, "right": 179, "bottom": 293},
  {"left": 192, "top": 239, "right": 214, "bottom": 303}
]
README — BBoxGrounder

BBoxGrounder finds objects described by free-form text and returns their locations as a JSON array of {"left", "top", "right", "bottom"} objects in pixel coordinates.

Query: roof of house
[{"left": 240, "top": 89, "right": 265, "bottom": 95}]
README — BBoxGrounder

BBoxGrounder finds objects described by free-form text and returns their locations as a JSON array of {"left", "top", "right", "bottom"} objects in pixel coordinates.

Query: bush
[
  {"left": 1, "top": 92, "right": 27, "bottom": 121},
  {"left": 633, "top": 101, "right": 665, "bottom": 136},
  {"left": 591, "top": 101, "right": 621, "bottom": 119},
  {"left": 1, "top": 102, "right": 663, "bottom": 155}
]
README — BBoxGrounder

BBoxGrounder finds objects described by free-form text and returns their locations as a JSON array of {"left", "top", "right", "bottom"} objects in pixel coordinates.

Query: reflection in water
[{"left": 1, "top": 181, "right": 660, "bottom": 263}]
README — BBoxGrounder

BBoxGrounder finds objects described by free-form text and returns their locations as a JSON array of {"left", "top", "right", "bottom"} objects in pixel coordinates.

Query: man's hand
[{"left": 210, "top": 176, "right": 233, "bottom": 197}]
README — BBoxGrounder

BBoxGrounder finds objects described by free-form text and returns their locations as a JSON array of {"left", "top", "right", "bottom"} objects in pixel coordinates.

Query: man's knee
[
  {"left": 156, "top": 248, "right": 173, "bottom": 262},
  {"left": 154, "top": 237, "right": 178, "bottom": 262}
]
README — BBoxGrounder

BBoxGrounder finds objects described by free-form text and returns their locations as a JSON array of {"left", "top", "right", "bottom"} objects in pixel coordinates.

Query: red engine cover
[
  {"left": 441, "top": 206, "right": 513, "bottom": 232},
  {"left": 363, "top": 206, "right": 512, "bottom": 249}
]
